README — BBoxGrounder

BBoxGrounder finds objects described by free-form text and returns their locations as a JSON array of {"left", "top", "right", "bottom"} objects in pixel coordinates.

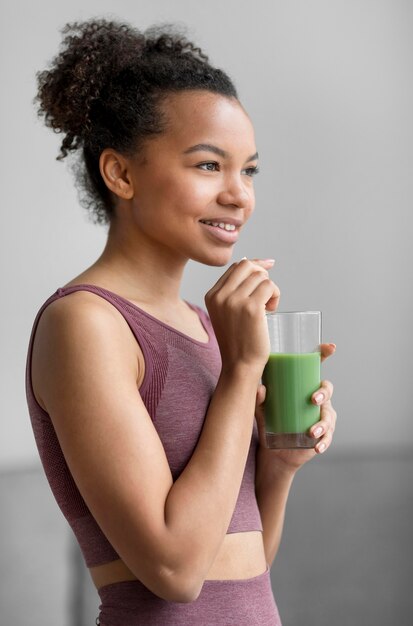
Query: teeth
[{"left": 201, "top": 220, "right": 236, "bottom": 231}]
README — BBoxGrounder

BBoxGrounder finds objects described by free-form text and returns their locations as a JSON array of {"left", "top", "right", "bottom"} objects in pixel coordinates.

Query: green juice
[{"left": 262, "top": 352, "right": 321, "bottom": 445}]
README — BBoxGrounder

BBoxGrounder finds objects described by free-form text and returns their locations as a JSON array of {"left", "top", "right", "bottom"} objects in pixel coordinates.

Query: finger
[
  {"left": 256, "top": 383, "right": 266, "bottom": 406},
  {"left": 312, "top": 379, "right": 334, "bottom": 405},
  {"left": 209, "top": 259, "right": 269, "bottom": 299},
  {"left": 320, "top": 343, "right": 336, "bottom": 363},
  {"left": 315, "top": 429, "right": 333, "bottom": 454},
  {"left": 233, "top": 270, "right": 273, "bottom": 300},
  {"left": 249, "top": 278, "right": 281, "bottom": 312},
  {"left": 314, "top": 408, "right": 337, "bottom": 454},
  {"left": 310, "top": 405, "right": 336, "bottom": 439},
  {"left": 250, "top": 258, "right": 276, "bottom": 270},
  {"left": 265, "top": 292, "right": 279, "bottom": 312},
  {"left": 206, "top": 258, "right": 275, "bottom": 304}
]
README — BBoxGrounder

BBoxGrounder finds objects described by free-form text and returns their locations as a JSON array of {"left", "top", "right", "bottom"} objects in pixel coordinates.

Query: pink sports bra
[{"left": 25, "top": 284, "right": 263, "bottom": 567}]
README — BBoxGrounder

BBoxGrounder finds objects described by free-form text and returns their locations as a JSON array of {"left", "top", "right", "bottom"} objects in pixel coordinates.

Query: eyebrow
[{"left": 183, "top": 143, "right": 259, "bottom": 163}]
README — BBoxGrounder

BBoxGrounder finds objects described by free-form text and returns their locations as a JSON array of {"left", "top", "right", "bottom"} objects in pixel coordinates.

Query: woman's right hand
[{"left": 205, "top": 258, "right": 280, "bottom": 375}]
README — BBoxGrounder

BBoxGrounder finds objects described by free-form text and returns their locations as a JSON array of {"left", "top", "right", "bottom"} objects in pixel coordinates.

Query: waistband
[{"left": 97, "top": 566, "right": 282, "bottom": 626}]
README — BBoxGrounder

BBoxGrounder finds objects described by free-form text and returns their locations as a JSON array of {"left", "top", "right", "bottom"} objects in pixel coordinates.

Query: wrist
[
  {"left": 255, "top": 446, "right": 298, "bottom": 488},
  {"left": 220, "top": 361, "right": 263, "bottom": 387}
]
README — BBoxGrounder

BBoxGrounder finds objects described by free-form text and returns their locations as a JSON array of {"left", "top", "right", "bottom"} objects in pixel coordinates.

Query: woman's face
[{"left": 127, "top": 90, "right": 259, "bottom": 267}]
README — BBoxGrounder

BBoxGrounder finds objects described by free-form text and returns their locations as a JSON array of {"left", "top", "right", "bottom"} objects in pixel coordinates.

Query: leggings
[{"left": 96, "top": 566, "right": 282, "bottom": 625}]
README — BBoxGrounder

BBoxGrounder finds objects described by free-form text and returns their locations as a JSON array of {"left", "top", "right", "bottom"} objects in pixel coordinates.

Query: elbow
[
  {"left": 156, "top": 565, "right": 203, "bottom": 603},
  {"left": 149, "top": 534, "right": 207, "bottom": 602},
  {"left": 127, "top": 534, "right": 206, "bottom": 602}
]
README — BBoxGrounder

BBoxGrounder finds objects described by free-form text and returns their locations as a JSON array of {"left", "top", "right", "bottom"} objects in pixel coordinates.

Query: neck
[{"left": 91, "top": 218, "right": 187, "bottom": 309}]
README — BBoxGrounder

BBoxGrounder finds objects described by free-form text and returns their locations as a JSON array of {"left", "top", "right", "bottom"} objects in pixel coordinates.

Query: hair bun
[{"left": 35, "top": 20, "right": 145, "bottom": 158}]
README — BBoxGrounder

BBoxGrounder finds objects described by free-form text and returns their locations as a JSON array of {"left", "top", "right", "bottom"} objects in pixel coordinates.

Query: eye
[
  {"left": 197, "top": 162, "right": 220, "bottom": 172},
  {"left": 243, "top": 166, "right": 260, "bottom": 177}
]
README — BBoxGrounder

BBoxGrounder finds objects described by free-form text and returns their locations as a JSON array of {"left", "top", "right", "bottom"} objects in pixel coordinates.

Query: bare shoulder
[
  {"left": 37, "top": 287, "right": 131, "bottom": 324},
  {"left": 32, "top": 289, "right": 144, "bottom": 410}
]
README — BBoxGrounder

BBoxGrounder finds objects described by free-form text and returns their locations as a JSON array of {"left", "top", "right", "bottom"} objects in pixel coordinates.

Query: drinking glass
[{"left": 262, "top": 311, "right": 322, "bottom": 448}]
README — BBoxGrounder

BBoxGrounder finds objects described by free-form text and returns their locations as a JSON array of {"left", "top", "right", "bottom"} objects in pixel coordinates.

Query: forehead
[{"left": 157, "top": 90, "right": 256, "bottom": 153}]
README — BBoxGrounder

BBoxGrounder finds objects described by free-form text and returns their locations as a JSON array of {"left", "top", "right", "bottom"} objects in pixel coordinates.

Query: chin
[{"left": 191, "top": 247, "right": 234, "bottom": 267}]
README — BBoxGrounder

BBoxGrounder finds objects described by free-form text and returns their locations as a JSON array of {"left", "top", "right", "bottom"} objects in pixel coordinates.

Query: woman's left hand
[{"left": 255, "top": 343, "right": 337, "bottom": 473}]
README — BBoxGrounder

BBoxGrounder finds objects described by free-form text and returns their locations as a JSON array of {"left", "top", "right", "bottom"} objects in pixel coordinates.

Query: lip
[
  {"left": 199, "top": 217, "right": 243, "bottom": 227},
  {"left": 199, "top": 220, "right": 240, "bottom": 244}
]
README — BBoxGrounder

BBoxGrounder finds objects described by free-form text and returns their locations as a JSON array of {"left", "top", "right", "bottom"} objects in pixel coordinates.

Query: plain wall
[{"left": 1, "top": 0, "right": 412, "bottom": 469}]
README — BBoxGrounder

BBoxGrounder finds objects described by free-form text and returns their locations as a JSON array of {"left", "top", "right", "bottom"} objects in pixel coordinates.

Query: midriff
[{"left": 89, "top": 530, "right": 267, "bottom": 590}]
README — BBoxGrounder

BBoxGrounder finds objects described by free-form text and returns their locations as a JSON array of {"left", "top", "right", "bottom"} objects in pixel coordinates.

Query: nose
[{"left": 217, "top": 176, "right": 252, "bottom": 209}]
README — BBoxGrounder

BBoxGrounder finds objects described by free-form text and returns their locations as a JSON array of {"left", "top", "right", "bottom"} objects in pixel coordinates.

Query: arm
[
  {"left": 255, "top": 446, "right": 296, "bottom": 567},
  {"left": 34, "top": 262, "right": 279, "bottom": 603}
]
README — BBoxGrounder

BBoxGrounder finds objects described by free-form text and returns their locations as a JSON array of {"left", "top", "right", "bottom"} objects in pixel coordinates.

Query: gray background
[{"left": 1, "top": 0, "right": 412, "bottom": 624}]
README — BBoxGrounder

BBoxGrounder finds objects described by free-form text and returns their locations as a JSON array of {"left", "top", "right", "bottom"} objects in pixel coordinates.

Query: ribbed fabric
[
  {"left": 25, "top": 284, "right": 263, "bottom": 568},
  {"left": 97, "top": 566, "right": 282, "bottom": 625}
]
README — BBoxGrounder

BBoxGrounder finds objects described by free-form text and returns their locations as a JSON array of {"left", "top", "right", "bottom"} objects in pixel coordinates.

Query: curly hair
[{"left": 35, "top": 18, "right": 239, "bottom": 225}]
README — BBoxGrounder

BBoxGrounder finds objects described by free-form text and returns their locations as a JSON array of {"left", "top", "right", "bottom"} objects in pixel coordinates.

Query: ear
[{"left": 99, "top": 149, "right": 134, "bottom": 200}]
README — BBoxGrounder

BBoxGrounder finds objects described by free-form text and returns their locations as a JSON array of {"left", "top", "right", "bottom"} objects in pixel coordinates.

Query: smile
[
  {"left": 199, "top": 220, "right": 240, "bottom": 244},
  {"left": 199, "top": 220, "right": 236, "bottom": 231}
]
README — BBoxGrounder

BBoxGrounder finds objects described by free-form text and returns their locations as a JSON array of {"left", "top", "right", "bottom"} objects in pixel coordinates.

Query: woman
[{"left": 25, "top": 18, "right": 337, "bottom": 625}]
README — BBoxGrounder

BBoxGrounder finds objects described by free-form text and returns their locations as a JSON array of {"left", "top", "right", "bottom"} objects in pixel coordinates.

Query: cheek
[
  {"left": 164, "top": 176, "right": 213, "bottom": 217},
  {"left": 155, "top": 170, "right": 205, "bottom": 201}
]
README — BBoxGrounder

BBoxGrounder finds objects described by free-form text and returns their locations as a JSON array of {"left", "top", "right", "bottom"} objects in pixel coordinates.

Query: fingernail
[
  {"left": 314, "top": 393, "right": 324, "bottom": 404},
  {"left": 313, "top": 426, "right": 323, "bottom": 438},
  {"left": 263, "top": 259, "right": 275, "bottom": 265},
  {"left": 240, "top": 256, "right": 248, "bottom": 261},
  {"left": 329, "top": 343, "right": 336, "bottom": 349},
  {"left": 317, "top": 442, "right": 326, "bottom": 453}
]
